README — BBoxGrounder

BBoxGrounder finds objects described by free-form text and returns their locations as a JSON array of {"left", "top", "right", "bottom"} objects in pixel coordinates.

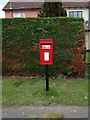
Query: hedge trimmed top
[{"left": 2, "top": 17, "right": 85, "bottom": 76}]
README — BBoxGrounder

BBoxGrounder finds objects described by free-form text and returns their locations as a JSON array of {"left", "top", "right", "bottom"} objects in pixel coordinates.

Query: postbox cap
[{"left": 40, "top": 39, "right": 53, "bottom": 45}]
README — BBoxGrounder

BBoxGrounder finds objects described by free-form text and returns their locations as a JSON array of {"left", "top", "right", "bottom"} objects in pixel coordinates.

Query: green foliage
[
  {"left": 41, "top": 112, "right": 64, "bottom": 118},
  {"left": 38, "top": 2, "right": 67, "bottom": 17},
  {"left": 86, "top": 52, "right": 90, "bottom": 77},
  {"left": 86, "top": 52, "right": 90, "bottom": 62},
  {"left": 2, "top": 17, "right": 84, "bottom": 76}
]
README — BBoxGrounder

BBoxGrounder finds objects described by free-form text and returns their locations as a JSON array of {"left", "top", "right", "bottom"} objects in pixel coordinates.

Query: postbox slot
[{"left": 41, "top": 43, "right": 52, "bottom": 45}]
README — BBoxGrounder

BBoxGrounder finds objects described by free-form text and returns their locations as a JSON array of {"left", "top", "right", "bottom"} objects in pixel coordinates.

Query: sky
[
  {"left": 0, "top": 0, "right": 9, "bottom": 18},
  {"left": 0, "top": 0, "right": 90, "bottom": 18}
]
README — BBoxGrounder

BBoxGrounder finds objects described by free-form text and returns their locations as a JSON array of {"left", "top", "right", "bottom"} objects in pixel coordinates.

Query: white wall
[{"left": 65, "top": 8, "right": 89, "bottom": 21}]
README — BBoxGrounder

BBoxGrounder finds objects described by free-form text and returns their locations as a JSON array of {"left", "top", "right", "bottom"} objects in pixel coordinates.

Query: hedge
[{"left": 2, "top": 17, "right": 85, "bottom": 77}]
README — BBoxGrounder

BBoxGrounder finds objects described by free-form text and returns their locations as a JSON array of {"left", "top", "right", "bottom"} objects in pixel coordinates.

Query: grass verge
[
  {"left": 86, "top": 52, "right": 90, "bottom": 62},
  {"left": 2, "top": 76, "right": 88, "bottom": 106},
  {"left": 86, "top": 52, "right": 90, "bottom": 76}
]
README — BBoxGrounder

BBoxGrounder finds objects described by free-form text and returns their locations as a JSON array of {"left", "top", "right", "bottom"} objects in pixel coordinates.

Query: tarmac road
[{"left": 2, "top": 105, "right": 88, "bottom": 118}]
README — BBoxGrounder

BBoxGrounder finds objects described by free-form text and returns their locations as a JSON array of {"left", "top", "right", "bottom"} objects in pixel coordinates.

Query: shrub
[
  {"left": 2, "top": 17, "right": 85, "bottom": 77},
  {"left": 38, "top": 2, "right": 67, "bottom": 17}
]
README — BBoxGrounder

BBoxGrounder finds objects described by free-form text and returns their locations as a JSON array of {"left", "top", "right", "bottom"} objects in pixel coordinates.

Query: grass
[
  {"left": 85, "top": 52, "right": 90, "bottom": 76},
  {"left": 41, "top": 112, "right": 64, "bottom": 118},
  {"left": 86, "top": 52, "right": 90, "bottom": 62},
  {"left": 2, "top": 76, "right": 88, "bottom": 106}
]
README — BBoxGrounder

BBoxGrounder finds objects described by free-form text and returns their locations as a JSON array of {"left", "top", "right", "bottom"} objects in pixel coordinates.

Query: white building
[{"left": 62, "top": 1, "right": 90, "bottom": 49}]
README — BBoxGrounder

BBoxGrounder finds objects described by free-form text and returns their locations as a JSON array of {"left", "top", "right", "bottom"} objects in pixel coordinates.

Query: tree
[{"left": 38, "top": 2, "right": 67, "bottom": 17}]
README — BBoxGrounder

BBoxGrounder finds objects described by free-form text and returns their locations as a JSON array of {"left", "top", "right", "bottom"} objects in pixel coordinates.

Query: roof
[
  {"left": 62, "top": 2, "right": 90, "bottom": 8},
  {"left": 3, "top": 1, "right": 90, "bottom": 11},
  {"left": 3, "top": 2, "right": 43, "bottom": 11}
]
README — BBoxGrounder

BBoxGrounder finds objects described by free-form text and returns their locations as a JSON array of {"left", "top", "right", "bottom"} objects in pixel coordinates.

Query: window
[
  {"left": 13, "top": 13, "right": 25, "bottom": 18},
  {"left": 69, "top": 11, "right": 82, "bottom": 18},
  {"left": 78, "top": 12, "right": 82, "bottom": 17}
]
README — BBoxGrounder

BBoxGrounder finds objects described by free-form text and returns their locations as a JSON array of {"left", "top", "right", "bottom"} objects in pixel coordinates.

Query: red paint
[{"left": 40, "top": 39, "right": 53, "bottom": 65}]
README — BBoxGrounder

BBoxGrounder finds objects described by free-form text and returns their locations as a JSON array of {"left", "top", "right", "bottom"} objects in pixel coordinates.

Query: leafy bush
[{"left": 2, "top": 17, "right": 85, "bottom": 77}]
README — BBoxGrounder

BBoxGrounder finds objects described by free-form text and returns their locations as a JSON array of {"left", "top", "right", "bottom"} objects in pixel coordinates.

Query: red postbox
[{"left": 40, "top": 39, "right": 53, "bottom": 65}]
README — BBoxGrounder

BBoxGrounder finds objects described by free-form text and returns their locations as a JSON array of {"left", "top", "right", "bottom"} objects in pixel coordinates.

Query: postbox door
[
  {"left": 40, "top": 48, "right": 52, "bottom": 64},
  {"left": 43, "top": 50, "right": 52, "bottom": 63}
]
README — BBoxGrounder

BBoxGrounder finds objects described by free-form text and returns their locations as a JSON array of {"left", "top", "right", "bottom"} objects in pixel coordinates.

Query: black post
[{"left": 45, "top": 65, "right": 49, "bottom": 91}]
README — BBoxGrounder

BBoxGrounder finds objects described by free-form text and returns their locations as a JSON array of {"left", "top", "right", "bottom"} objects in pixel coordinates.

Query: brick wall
[{"left": 5, "top": 9, "right": 40, "bottom": 18}]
